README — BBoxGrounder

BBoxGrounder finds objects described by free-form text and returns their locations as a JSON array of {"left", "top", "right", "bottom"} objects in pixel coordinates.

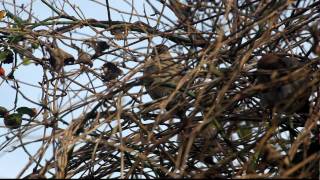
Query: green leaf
[
  {"left": 0, "top": 51, "right": 8, "bottom": 62},
  {"left": 0, "top": 49, "right": 14, "bottom": 64},
  {"left": 4, "top": 113, "right": 22, "bottom": 129},
  {"left": 16, "top": 107, "right": 37, "bottom": 117},
  {"left": 5, "top": 11, "right": 25, "bottom": 27},
  {"left": 31, "top": 43, "right": 40, "bottom": 49},
  {"left": 8, "top": 34, "right": 24, "bottom": 44},
  {"left": 22, "top": 57, "right": 31, "bottom": 65}
]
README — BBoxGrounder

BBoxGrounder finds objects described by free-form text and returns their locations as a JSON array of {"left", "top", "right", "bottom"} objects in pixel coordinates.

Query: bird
[
  {"left": 4, "top": 113, "right": 22, "bottom": 129},
  {"left": 143, "top": 44, "right": 186, "bottom": 116},
  {"left": 256, "top": 54, "right": 311, "bottom": 114},
  {"left": 77, "top": 50, "right": 93, "bottom": 67},
  {"left": 84, "top": 40, "right": 110, "bottom": 58},
  {"left": 101, "top": 62, "right": 123, "bottom": 82},
  {"left": 46, "top": 46, "right": 75, "bottom": 72}
]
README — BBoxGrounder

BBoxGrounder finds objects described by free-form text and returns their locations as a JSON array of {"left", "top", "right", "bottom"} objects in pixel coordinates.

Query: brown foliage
[{"left": 0, "top": 0, "right": 319, "bottom": 179}]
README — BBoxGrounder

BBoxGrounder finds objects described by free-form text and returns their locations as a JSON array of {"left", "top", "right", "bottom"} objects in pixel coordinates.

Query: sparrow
[
  {"left": 143, "top": 44, "right": 185, "bottom": 114},
  {"left": 256, "top": 54, "right": 311, "bottom": 114},
  {"left": 101, "top": 62, "right": 123, "bottom": 82},
  {"left": 46, "top": 46, "right": 75, "bottom": 72},
  {"left": 84, "top": 40, "right": 110, "bottom": 58},
  {"left": 77, "top": 50, "right": 93, "bottom": 67}
]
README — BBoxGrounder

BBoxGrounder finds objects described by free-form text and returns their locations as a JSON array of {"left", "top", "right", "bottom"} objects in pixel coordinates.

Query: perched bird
[
  {"left": 77, "top": 50, "right": 93, "bottom": 67},
  {"left": 256, "top": 54, "right": 311, "bottom": 114},
  {"left": 101, "top": 62, "right": 123, "bottom": 82},
  {"left": 4, "top": 113, "right": 22, "bottom": 129},
  {"left": 85, "top": 40, "right": 110, "bottom": 58},
  {"left": 143, "top": 44, "right": 186, "bottom": 116},
  {"left": 95, "top": 41, "right": 110, "bottom": 53},
  {"left": 47, "top": 46, "right": 75, "bottom": 72}
]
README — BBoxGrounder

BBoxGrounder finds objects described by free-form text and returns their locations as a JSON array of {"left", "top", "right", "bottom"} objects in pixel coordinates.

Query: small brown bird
[
  {"left": 101, "top": 62, "right": 123, "bottom": 82},
  {"left": 85, "top": 40, "right": 110, "bottom": 57},
  {"left": 143, "top": 44, "right": 186, "bottom": 116},
  {"left": 47, "top": 46, "right": 75, "bottom": 72},
  {"left": 256, "top": 54, "right": 311, "bottom": 114},
  {"left": 77, "top": 50, "right": 93, "bottom": 67}
]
